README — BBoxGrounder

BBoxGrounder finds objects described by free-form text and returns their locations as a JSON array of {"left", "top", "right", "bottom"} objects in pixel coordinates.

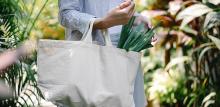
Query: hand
[
  {"left": 94, "top": 0, "right": 135, "bottom": 29},
  {"left": 0, "top": 50, "right": 17, "bottom": 72},
  {"left": 0, "top": 40, "right": 37, "bottom": 72}
]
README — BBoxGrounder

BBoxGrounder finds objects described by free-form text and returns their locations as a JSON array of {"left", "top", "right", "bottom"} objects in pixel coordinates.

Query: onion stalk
[{"left": 117, "top": 16, "right": 157, "bottom": 52}]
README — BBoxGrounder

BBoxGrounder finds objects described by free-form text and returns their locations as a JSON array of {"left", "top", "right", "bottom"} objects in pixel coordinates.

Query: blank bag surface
[{"left": 37, "top": 19, "right": 141, "bottom": 107}]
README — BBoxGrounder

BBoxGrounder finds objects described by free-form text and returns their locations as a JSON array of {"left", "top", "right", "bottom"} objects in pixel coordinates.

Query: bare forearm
[
  {"left": 94, "top": 18, "right": 108, "bottom": 29},
  {"left": 94, "top": 0, "right": 135, "bottom": 30}
]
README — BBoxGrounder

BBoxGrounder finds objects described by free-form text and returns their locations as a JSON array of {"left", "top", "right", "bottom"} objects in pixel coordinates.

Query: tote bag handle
[{"left": 82, "top": 18, "right": 113, "bottom": 47}]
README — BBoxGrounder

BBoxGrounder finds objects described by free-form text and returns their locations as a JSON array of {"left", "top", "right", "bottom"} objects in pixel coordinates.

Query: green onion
[
  {"left": 117, "top": 16, "right": 136, "bottom": 48},
  {"left": 117, "top": 16, "right": 158, "bottom": 52}
]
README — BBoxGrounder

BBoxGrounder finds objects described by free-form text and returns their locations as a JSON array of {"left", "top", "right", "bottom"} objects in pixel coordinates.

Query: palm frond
[{"left": 0, "top": 0, "right": 48, "bottom": 106}]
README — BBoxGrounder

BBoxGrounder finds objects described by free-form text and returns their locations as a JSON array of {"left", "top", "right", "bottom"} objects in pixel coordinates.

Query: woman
[{"left": 58, "top": 0, "right": 149, "bottom": 106}]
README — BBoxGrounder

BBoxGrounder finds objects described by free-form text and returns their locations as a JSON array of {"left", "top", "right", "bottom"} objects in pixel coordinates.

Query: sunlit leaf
[
  {"left": 203, "top": 12, "right": 220, "bottom": 32},
  {"left": 204, "top": 0, "right": 220, "bottom": 5},
  {"left": 165, "top": 56, "right": 191, "bottom": 72},
  {"left": 208, "top": 35, "right": 220, "bottom": 50},
  {"left": 177, "top": 4, "right": 213, "bottom": 20},
  {"left": 181, "top": 25, "right": 198, "bottom": 35},
  {"left": 18, "top": 96, "right": 29, "bottom": 107},
  {"left": 204, "top": 100, "right": 215, "bottom": 107},
  {"left": 198, "top": 46, "right": 215, "bottom": 65},
  {"left": 202, "top": 92, "right": 216, "bottom": 105},
  {"left": 176, "top": 4, "right": 213, "bottom": 28}
]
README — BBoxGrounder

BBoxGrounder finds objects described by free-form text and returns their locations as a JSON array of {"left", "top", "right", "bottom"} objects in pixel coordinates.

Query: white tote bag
[{"left": 37, "top": 18, "right": 141, "bottom": 107}]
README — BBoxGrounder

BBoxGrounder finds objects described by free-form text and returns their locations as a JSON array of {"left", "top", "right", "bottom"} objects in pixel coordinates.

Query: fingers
[
  {"left": 128, "top": 3, "right": 135, "bottom": 17},
  {"left": 120, "top": 1, "right": 135, "bottom": 24},
  {"left": 124, "top": 1, "right": 135, "bottom": 13},
  {"left": 118, "top": 0, "right": 131, "bottom": 9},
  {"left": 0, "top": 50, "right": 17, "bottom": 72}
]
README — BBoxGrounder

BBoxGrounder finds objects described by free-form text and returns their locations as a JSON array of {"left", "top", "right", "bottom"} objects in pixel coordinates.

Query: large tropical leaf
[
  {"left": 203, "top": 12, "right": 220, "bottom": 32},
  {"left": 0, "top": 0, "right": 21, "bottom": 48},
  {"left": 203, "top": 0, "right": 220, "bottom": 5},
  {"left": 201, "top": 92, "right": 216, "bottom": 107},
  {"left": 176, "top": 4, "right": 213, "bottom": 29}
]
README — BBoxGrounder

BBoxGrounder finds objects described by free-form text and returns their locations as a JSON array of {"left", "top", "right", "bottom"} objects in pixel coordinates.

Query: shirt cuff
[{"left": 78, "top": 13, "right": 96, "bottom": 34}]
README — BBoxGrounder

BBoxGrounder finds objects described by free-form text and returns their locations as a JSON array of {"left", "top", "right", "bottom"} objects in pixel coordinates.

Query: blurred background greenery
[{"left": 0, "top": 0, "right": 220, "bottom": 107}]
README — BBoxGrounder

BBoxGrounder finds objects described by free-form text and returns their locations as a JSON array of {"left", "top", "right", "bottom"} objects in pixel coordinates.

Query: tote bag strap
[
  {"left": 81, "top": 18, "right": 95, "bottom": 44},
  {"left": 81, "top": 18, "right": 113, "bottom": 47},
  {"left": 101, "top": 29, "right": 113, "bottom": 46}
]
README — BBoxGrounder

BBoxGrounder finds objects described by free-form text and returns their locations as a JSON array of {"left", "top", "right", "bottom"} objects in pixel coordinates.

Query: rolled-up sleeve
[{"left": 58, "top": 0, "right": 95, "bottom": 34}]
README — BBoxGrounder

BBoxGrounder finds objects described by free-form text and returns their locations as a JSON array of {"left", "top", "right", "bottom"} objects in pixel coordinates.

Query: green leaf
[
  {"left": 187, "top": 97, "right": 196, "bottom": 107},
  {"left": 165, "top": 56, "right": 191, "bottom": 72},
  {"left": 208, "top": 35, "right": 220, "bottom": 50},
  {"left": 18, "top": 96, "right": 29, "bottom": 107},
  {"left": 181, "top": 25, "right": 198, "bottom": 35},
  {"left": 23, "top": 92, "right": 35, "bottom": 106},
  {"left": 203, "top": 12, "right": 220, "bottom": 32},
  {"left": 0, "top": 0, "right": 48, "bottom": 106},
  {"left": 176, "top": 4, "right": 213, "bottom": 29},
  {"left": 205, "top": 0, "right": 220, "bottom": 5},
  {"left": 202, "top": 92, "right": 216, "bottom": 105},
  {"left": 204, "top": 100, "right": 215, "bottom": 107},
  {"left": 198, "top": 46, "right": 215, "bottom": 65},
  {"left": 117, "top": 16, "right": 136, "bottom": 48}
]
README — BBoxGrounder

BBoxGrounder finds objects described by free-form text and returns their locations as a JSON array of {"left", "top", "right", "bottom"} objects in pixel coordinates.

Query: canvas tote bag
[{"left": 37, "top": 18, "right": 141, "bottom": 107}]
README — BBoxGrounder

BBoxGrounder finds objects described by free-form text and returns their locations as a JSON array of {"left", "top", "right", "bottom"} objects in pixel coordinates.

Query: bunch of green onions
[{"left": 117, "top": 16, "right": 157, "bottom": 52}]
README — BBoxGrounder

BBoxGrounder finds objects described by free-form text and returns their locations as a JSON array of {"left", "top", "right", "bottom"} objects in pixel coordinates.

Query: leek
[{"left": 117, "top": 16, "right": 157, "bottom": 52}]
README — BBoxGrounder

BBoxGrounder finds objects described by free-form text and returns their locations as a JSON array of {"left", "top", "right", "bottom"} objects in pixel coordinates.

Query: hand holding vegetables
[{"left": 94, "top": 0, "right": 135, "bottom": 29}]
